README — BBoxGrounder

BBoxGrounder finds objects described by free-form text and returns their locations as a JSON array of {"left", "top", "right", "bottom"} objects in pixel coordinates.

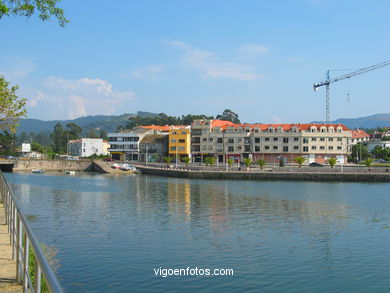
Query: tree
[
  {"left": 0, "top": 0, "right": 69, "bottom": 27},
  {"left": 293, "top": 156, "right": 306, "bottom": 168},
  {"left": 66, "top": 123, "right": 82, "bottom": 140},
  {"left": 363, "top": 158, "right": 373, "bottom": 171},
  {"left": 0, "top": 130, "right": 16, "bottom": 155},
  {"left": 163, "top": 156, "right": 172, "bottom": 167},
  {"left": 227, "top": 158, "right": 234, "bottom": 168},
  {"left": 257, "top": 158, "right": 266, "bottom": 169},
  {"left": 351, "top": 143, "right": 369, "bottom": 163},
  {"left": 0, "top": 75, "right": 27, "bottom": 134},
  {"left": 327, "top": 157, "right": 337, "bottom": 168},
  {"left": 279, "top": 157, "right": 285, "bottom": 167},
  {"left": 51, "top": 123, "right": 66, "bottom": 154},
  {"left": 216, "top": 109, "right": 240, "bottom": 123},
  {"left": 182, "top": 156, "right": 191, "bottom": 166},
  {"left": 243, "top": 158, "right": 252, "bottom": 170},
  {"left": 204, "top": 156, "right": 215, "bottom": 167},
  {"left": 86, "top": 128, "right": 99, "bottom": 139}
]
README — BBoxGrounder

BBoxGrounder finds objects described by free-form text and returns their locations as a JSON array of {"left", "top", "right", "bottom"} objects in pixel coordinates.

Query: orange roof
[
  {"left": 351, "top": 129, "right": 369, "bottom": 138},
  {"left": 221, "top": 123, "right": 350, "bottom": 131},
  {"left": 211, "top": 120, "right": 235, "bottom": 128},
  {"left": 138, "top": 125, "right": 189, "bottom": 132}
]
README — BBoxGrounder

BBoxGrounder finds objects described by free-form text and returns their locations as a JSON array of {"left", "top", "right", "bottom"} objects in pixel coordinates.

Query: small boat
[
  {"left": 120, "top": 164, "right": 136, "bottom": 171},
  {"left": 32, "top": 169, "right": 44, "bottom": 174},
  {"left": 65, "top": 170, "right": 76, "bottom": 175}
]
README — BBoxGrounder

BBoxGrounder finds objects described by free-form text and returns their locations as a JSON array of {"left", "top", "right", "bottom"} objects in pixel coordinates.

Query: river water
[{"left": 4, "top": 172, "right": 390, "bottom": 292}]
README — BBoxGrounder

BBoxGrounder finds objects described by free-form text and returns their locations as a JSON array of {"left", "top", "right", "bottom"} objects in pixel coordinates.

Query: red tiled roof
[
  {"left": 211, "top": 120, "right": 235, "bottom": 128},
  {"left": 223, "top": 123, "right": 350, "bottom": 131},
  {"left": 138, "top": 125, "right": 189, "bottom": 132},
  {"left": 351, "top": 129, "right": 369, "bottom": 138}
]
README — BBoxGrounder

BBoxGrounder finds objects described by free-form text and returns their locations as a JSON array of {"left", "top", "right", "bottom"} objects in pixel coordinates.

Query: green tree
[
  {"left": 163, "top": 156, "right": 172, "bottom": 167},
  {"left": 243, "top": 158, "right": 252, "bottom": 169},
  {"left": 0, "top": 75, "right": 27, "bottom": 134},
  {"left": 0, "top": 0, "right": 69, "bottom": 27},
  {"left": 363, "top": 158, "right": 373, "bottom": 171},
  {"left": 256, "top": 158, "right": 266, "bottom": 169},
  {"left": 293, "top": 156, "right": 306, "bottom": 168},
  {"left": 0, "top": 130, "right": 16, "bottom": 155},
  {"left": 66, "top": 123, "right": 82, "bottom": 140},
  {"left": 327, "top": 157, "right": 337, "bottom": 168},
  {"left": 227, "top": 158, "right": 234, "bottom": 168},
  {"left": 351, "top": 143, "right": 369, "bottom": 163},
  {"left": 279, "top": 157, "right": 285, "bottom": 167},
  {"left": 51, "top": 123, "right": 66, "bottom": 154},
  {"left": 216, "top": 109, "right": 240, "bottom": 123},
  {"left": 99, "top": 129, "right": 107, "bottom": 140},
  {"left": 182, "top": 156, "right": 191, "bottom": 166},
  {"left": 86, "top": 128, "right": 99, "bottom": 138}
]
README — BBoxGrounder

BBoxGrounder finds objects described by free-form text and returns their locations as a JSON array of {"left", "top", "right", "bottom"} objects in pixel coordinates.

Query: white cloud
[
  {"left": 238, "top": 44, "right": 269, "bottom": 58},
  {"left": 29, "top": 76, "right": 136, "bottom": 119},
  {"left": 129, "top": 65, "right": 164, "bottom": 80},
  {"left": 167, "top": 41, "right": 263, "bottom": 81}
]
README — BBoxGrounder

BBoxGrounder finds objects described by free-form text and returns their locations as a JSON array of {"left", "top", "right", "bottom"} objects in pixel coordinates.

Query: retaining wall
[{"left": 13, "top": 159, "right": 95, "bottom": 171}]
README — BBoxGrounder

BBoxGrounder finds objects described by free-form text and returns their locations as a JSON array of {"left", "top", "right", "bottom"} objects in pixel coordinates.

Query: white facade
[
  {"left": 21, "top": 143, "right": 31, "bottom": 152},
  {"left": 367, "top": 140, "right": 390, "bottom": 152},
  {"left": 68, "top": 138, "right": 107, "bottom": 157}
]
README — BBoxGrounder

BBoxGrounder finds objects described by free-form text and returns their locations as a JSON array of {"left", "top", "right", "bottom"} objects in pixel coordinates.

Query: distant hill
[
  {"left": 16, "top": 111, "right": 158, "bottom": 135},
  {"left": 313, "top": 113, "right": 390, "bottom": 129}
]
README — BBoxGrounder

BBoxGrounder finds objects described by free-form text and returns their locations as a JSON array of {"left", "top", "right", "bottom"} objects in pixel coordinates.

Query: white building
[
  {"left": 68, "top": 138, "right": 108, "bottom": 157},
  {"left": 367, "top": 140, "right": 390, "bottom": 152}
]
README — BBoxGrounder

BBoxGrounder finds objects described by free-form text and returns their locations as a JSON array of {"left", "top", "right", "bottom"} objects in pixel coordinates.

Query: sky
[{"left": 1, "top": 0, "right": 390, "bottom": 123}]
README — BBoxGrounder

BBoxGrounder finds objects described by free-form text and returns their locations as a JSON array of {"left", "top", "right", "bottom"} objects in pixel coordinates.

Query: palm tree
[
  {"left": 227, "top": 158, "right": 234, "bottom": 168},
  {"left": 204, "top": 157, "right": 210, "bottom": 167},
  {"left": 243, "top": 158, "right": 252, "bottom": 170},
  {"left": 183, "top": 157, "right": 191, "bottom": 166},
  {"left": 209, "top": 156, "right": 216, "bottom": 167},
  {"left": 363, "top": 157, "right": 373, "bottom": 171},
  {"left": 327, "top": 157, "right": 337, "bottom": 168},
  {"left": 293, "top": 156, "right": 306, "bottom": 168},
  {"left": 256, "top": 158, "right": 266, "bottom": 169},
  {"left": 163, "top": 156, "right": 172, "bottom": 167}
]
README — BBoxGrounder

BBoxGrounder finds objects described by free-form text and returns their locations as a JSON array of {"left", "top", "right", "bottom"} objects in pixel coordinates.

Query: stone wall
[{"left": 13, "top": 159, "right": 95, "bottom": 171}]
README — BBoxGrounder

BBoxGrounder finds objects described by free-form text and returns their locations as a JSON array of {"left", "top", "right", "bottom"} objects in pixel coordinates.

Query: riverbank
[{"left": 136, "top": 165, "right": 390, "bottom": 182}]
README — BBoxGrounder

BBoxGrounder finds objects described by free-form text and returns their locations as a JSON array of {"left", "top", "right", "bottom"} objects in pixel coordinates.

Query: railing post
[
  {"left": 35, "top": 259, "right": 42, "bottom": 293},
  {"left": 23, "top": 231, "right": 30, "bottom": 292},
  {"left": 12, "top": 202, "right": 16, "bottom": 259},
  {"left": 16, "top": 214, "right": 21, "bottom": 283}
]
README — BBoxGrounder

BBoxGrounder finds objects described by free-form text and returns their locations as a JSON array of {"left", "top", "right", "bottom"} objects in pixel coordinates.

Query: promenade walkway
[{"left": 0, "top": 203, "right": 22, "bottom": 293}]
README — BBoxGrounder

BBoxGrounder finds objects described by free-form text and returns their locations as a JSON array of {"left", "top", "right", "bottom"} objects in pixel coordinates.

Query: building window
[
  {"left": 172, "top": 131, "right": 177, "bottom": 135},
  {"left": 265, "top": 146, "right": 270, "bottom": 150},
  {"left": 265, "top": 137, "right": 270, "bottom": 141},
  {"left": 303, "top": 138, "right": 308, "bottom": 143},
  {"left": 228, "top": 146, "right": 234, "bottom": 152},
  {"left": 244, "top": 137, "right": 251, "bottom": 144},
  {"left": 179, "top": 146, "right": 185, "bottom": 150},
  {"left": 283, "top": 138, "right": 289, "bottom": 143},
  {"left": 320, "top": 138, "right": 325, "bottom": 141},
  {"left": 217, "top": 138, "right": 223, "bottom": 143},
  {"left": 337, "top": 138, "right": 342, "bottom": 142},
  {"left": 294, "top": 146, "right": 299, "bottom": 150},
  {"left": 237, "top": 146, "right": 242, "bottom": 150},
  {"left": 294, "top": 137, "right": 299, "bottom": 142},
  {"left": 337, "top": 146, "right": 342, "bottom": 150},
  {"left": 273, "top": 146, "right": 278, "bottom": 150},
  {"left": 321, "top": 128, "right": 326, "bottom": 133},
  {"left": 170, "top": 147, "right": 176, "bottom": 151},
  {"left": 238, "top": 138, "right": 242, "bottom": 142},
  {"left": 228, "top": 138, "right": 234, "bottom": 143},
  {"left": 171, "top": 139, "right": 177, "bottom": 143},
  {"left": 283, "top": 146, "right": 288, "bottom": 152},
  {"left": 255, "top": 146, "right": 260, "bottom": 152},
  {"left": 303, "top": 146, "right": 309, "bottom": 152},
  {"left": 311, "top": 137, "right": 317, "bottom": 141},
  {"left": 181, "top": 131, "right": 187, "bottom": 134},
  {"left": 273, "top": 137, "right": 278, "bottom": 141},
  {"left": 203, "top": 138, "right": 207, "bottom": 142},
  {"left": 209, "top": 138, "right": 213, "bottom": 142},
  {"left": 320, "top": 146, "right": 325, "bottom": 150},
  {"left": 179, "top": 139, "right": 185, "bottom": 143},
  {"left": 329, "top": 138, "right": 333, "bottom": 142},
  {"left": 255, "top": 138, "right": 260, "bottom": 143},
  {"left": 328, "top": 146, "right": 333, "bottom": 150},
  {"left": 311, "top": 146, "right": 317, "bottom": 150}
]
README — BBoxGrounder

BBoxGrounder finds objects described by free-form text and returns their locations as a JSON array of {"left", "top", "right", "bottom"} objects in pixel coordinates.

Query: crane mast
[{"left": 313, "top": 60, "right": 390, "bottom": 123}]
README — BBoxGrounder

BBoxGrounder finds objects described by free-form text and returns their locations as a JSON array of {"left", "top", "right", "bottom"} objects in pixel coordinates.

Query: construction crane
[{"left": 313, "top": 60, "right": 390, "bottom": 123}]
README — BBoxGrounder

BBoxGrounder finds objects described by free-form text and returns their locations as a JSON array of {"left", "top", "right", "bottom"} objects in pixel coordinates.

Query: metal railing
[{"left": 0, "top": 171, "right": 63, "bottom": 293}]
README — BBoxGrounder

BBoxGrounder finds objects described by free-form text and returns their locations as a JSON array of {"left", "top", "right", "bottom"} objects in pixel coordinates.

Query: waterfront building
[
  {"left": 367, "top": 140, "right": 390, "bottom": 152},
  {"left": 67, "top": 138, "right": 108, "bottom": 157},
  {"left": 107, "top": 129, "right": 153, "bottom": 161},
  {"left": 191, "top": 119, "right": 352, "bottom": 164},
  {"left": 168, "top": 126, "right": 191, "bottom": 161},
  {"left": 350, "top": 129, "right": 370, "bottom": 145},
  {"left": 139, "top": 134, "right": 169, "bottom": 162}
]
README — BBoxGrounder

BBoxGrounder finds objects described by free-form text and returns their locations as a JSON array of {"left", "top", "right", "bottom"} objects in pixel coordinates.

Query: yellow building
[{"left": 168, "top": 126, "right": 191, "bottom": 160}]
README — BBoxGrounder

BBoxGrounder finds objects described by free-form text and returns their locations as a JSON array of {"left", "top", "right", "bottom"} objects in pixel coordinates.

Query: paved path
[{"left": 0, "top": 203, "right": 22, "bottom": 293}]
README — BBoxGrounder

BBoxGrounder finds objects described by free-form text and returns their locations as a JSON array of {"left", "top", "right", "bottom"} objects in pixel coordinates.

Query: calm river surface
[{"left": 4, "top": 172, "right": 390, "bottom": 292}]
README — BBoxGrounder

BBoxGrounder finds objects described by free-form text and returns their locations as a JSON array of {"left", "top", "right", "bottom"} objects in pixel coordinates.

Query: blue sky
[{"left": 1, "top": 0, "right": 390, "bottom": 123}]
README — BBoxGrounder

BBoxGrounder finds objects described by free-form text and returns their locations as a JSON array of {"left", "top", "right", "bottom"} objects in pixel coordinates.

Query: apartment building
[
  {"left": 68, "top": 138, "right": 108, "bottom": 157},
  {"left": 350, "top": 129, "right": 370, "bottom": 145},
  {"left": 191, "top": 120, "right": 352, "bottom": 164},
  {"left": 168, "top": 126, "right": 191, "bottom": 161},
  {"left": 107, "top": 129, "right": 153, "bottom": 161}
]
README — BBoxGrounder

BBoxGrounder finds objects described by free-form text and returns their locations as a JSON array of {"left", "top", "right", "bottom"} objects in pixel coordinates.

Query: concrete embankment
[{"left": 137, "top": 166, "right": 390, "bottom": 182}]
